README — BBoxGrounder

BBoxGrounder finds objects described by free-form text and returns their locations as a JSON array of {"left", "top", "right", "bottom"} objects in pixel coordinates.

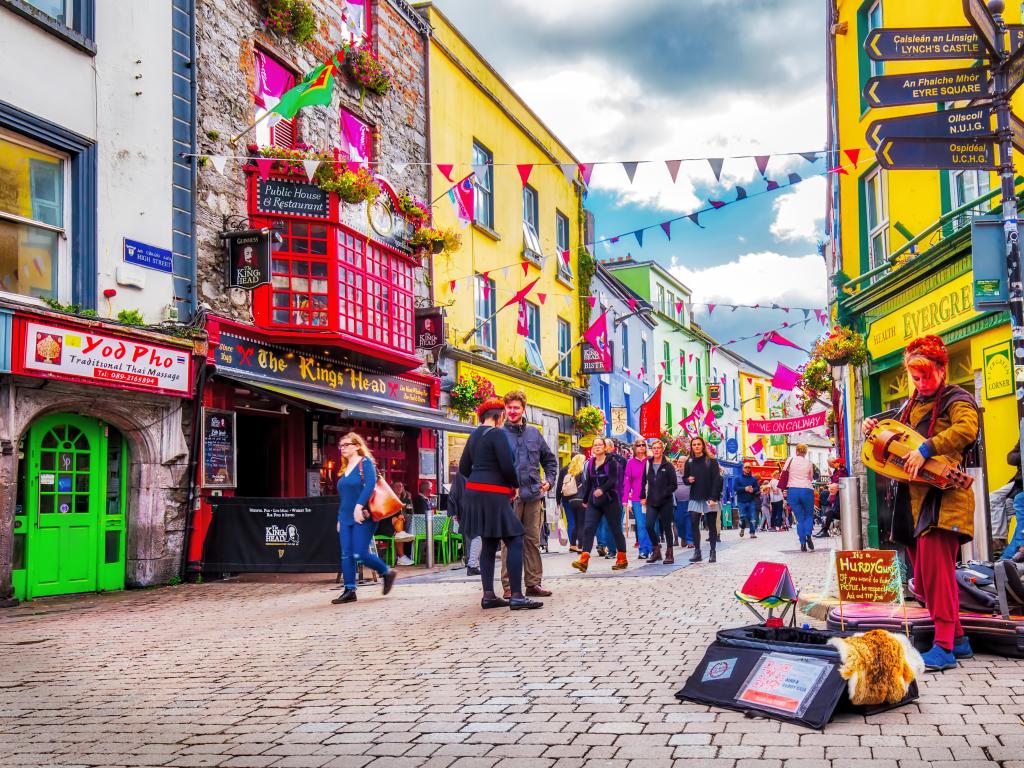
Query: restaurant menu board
[
  {"left": 735, "top": 653, "right": 832, "bottom": 718},
  {"left": 202, "top": 408, "right": 236, "bottom": 488},
  {"left": 835, "top": 549, "right": 900, "bottom": 603}
]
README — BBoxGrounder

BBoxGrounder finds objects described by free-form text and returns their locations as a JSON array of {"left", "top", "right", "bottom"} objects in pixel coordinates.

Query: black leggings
[
  {"left": 480, "top": 535, "right": 523, "bottom": 595},
  {"left": 691, "top": 509, "right": 719, "bottom": 552},
  {"left": 571, "top": 504, "right": 586, "bottom": 548},
  {"left": 646, "top": 501, "right": 674, "bottom": 546},
  {"left": 581, "top": 502, "right": 627, "bottom": 554}
]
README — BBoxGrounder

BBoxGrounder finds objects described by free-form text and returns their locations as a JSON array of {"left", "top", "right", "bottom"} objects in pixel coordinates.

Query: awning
[{"left": 217, "top": 373, "right": 474, "bottom": 434}]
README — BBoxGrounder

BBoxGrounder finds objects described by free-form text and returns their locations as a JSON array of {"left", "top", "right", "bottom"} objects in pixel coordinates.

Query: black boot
[
  {"left": 806, "top": 536, "right": 814, "bottom": 551},
  {"left": 689, "top": 549, "right": 702, "bottom": 562},
  {"left": 646, "top": 545, "right": 662, "bottom": 563},
  {"left": 709, "top": 549, "right": 717, "bottom": 563},
  {"left": 331, "top": 588, "right": 357, "bottom": 604},
  {"left": 801, "top": 542, "right": 807, "bottom": 552}
]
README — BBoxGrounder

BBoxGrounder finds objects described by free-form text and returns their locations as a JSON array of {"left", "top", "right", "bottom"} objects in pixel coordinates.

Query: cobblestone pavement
[{"left": 2, "top": 531, "right": 1022, "bottom": 768}]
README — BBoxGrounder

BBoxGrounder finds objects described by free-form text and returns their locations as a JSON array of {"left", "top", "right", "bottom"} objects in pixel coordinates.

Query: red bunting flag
[
  {"left": 829, "top": 164, "right": 849, "bottom": 176},
  {"left": 756, "top": 330, "right": 803, "bottom": 353},
  {"left": 688, "top": 353, "right": 693, "bottom": 362},
  {"left": 660, "top": 221, "right": 671, "bottom": 240},
  {"left": 254, "top": 158, "right": 274, "bottom": 181},
  {"left": 516, "top": 300, "right": 529, "bottom": 337},
  {"left": 521, "top": 261, "right": 530, "bottom": 277},
  {"left": 448, "top": 280, "right": 456, "bottom": 292},
  {"left": 747, "top": 377, "right": 753, "bottom": 384},
  {"left": 587, "top": 295, "right": 597, "bottom": 308},
  {"left": 844, "top": 148, "right": 861, "bottom": 166},
  {"left": 665, "top": 159, "right": 682, "bottom": 182},
  {"left": 516, "top": 164, "right": 534, "bottom": 186},
  {"left": 627, "top": 298, "right": 637, "bottom": 311},
  {"left": 578, "top": 163, "right": 594, "bottom": 186},
  {"left": 561, "top": 250, "right": 570, "bottom": 265},
  {"left": 499, "top": 277, "right": 540, "bottom": 310},
  {"left": 437, "top": 163, "right": 455, "bottom": 182},
  {"left": 537, "top": 293, "right": 547, "bottom": 305},
  {"left": 482, "top": 283, "right": 491, "bottom": 300},
  {"left": 755, "top": 155, "right": 770, "bottom": 176}
]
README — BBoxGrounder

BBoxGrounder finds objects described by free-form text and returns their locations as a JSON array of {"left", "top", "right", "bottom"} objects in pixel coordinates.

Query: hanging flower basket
[
  {"left": 345, "top": 43, "right": 392, "bottom": 97},
  {"left": 408, "top": 226, "right": 462, "bottom": 257},
  {"left": 396, "top": 192, "right": 429, "bottom": 224},
  {"left": 574, "top": 405, "right": 605, "bottom": 436},
  {"left": 449, "top": 374, "right": 495, "bottom": 421},
  {"left": 265, "top": 0, "right": 318, "bottom": 45},
  {"left": 814, "top": 325, "right": 867, "bottom": 367},
  {"left": 251, "top": 146, "right": 380, "bottom": 206}
]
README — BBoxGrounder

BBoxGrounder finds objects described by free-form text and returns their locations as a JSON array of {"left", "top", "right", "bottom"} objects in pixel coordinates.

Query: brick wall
[{"left": 194, "top": 0, "right": 429, "bottom": 320}]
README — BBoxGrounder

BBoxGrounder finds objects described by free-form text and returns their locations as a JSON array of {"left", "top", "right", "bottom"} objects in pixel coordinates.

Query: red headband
[
  {"left": 905, "top": 334, "right": 948, "bottom": 367},
  {"left": 476, "top": 397, "right": 507, "bottom": 420}
]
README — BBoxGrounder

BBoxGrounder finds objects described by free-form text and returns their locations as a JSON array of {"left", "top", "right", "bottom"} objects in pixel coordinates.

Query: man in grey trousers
[{"left": 501, "top": 390, "right": 558, "bottom": 598}]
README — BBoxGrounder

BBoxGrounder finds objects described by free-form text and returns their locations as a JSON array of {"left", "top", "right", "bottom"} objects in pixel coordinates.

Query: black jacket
[
  {"left": 683, "top": 455, "right": 722, "bottom": 502},
  {"left": 580, "top": 456, "right": 619, "bottom": 507},
  {"left": 736, "top": 472, "right": 761, "bottom": 503},
  {"left": 639, "top": 458, "right": 678, "bottom": 507}
]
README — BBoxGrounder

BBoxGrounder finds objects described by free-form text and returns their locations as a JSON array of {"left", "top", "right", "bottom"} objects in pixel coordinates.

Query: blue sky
[{"left": 433, "top": 0, "right": 828, "bottom": 371}]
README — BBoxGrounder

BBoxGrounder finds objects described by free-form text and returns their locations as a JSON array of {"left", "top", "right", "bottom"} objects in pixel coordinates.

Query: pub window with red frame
[{"left": 253, "top": 49, "right": 298, "bottom": 149}]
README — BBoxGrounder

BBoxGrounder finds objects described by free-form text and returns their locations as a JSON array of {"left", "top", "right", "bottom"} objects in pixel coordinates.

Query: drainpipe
[
  {"left": 186, "top": 0, "right": 198, "bottom": 320},
  {"left": 179, "top": 361, "right": 209, "bottom": 580}
]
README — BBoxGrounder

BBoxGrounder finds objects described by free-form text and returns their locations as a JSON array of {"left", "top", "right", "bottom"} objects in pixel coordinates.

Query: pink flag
[
  {"left": 561, "top": 250, "right": 570, "bottom": 265},
  {"left": 517, "top": 164, "right": 534, "bottom": 187},
  {"left": 754, "top": 155, "right": 770, "bottom": 176},
  {"left": 448, "top": 174, "right": 474, "bottom": 224},
  {"left": 537, "top": 293, "right": 547, "bottom": 305},
  {"left": 499, "top": 277, "right": 540, "bottom": 310},
  {"left": 582, "top": 311, "right": 612, "bottom": 371},
  {"left": 708, "top": 304, "right": 716, "bottom": 314},
  {"left": 815, "top": 309, "right": 828, "bottom": 324},
  {"left": 665, "top": 159, "right": 682, "bottom": 182},
  {"left": 660, "top": 360, "right": 667, "bottom": 369},
  {"left": 516, "top": 300, "right": 529, "bottom": 337},
  {"left": 254, "top": 158, "right": 274, "bottom": 181},
  {"left": 587, "top": 295, "right": 597, "bottom": 308},
  {"left": 709, "top": 200, "right": 726, "bottom": 209},
  {"left": 627, "top": 298, "right": 637, "bottom": 311},
  {"left": 750, "top": 438, "right": 766, "bottom": 465},
  {"left": 675, "top": 300, "right": 684, "bottom": 315},
  {"left": 482, "top": 283, "right": 491, "bottom": 301},
  {"left": 578, "top": 163, "right": 594, "bottom": 186},
  {"left": 437, "top": 163, "right": 455, "bottom": 182},
  {"left": 521, "top": 261, "right": 530, "bottom": 277},
  {"left": 756, "top": 330, "right": 803, "bottom": 353},
  {"left": 771, "top": 363, "right": 800, "bottom": 392},
  {"left": 844, "top": 148, "right": 861, "bottom": 166}
]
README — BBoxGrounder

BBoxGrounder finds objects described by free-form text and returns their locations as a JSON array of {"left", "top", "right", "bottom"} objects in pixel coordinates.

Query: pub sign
[{"left": 223, "top": 229, "right": 272, "bottom": 289}]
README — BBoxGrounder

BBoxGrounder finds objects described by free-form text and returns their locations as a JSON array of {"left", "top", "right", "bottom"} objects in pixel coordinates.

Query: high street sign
[
  {"left": 962, "top": 0, "right": 1001, "bottom": 56},
  {"left": 863, "top": 67, "right": 988, "bottom": 107},
  {"left": 866, "top": 105, "right": 993, "bottom": 149},
  {"left": 876, "top": 137, "right": 999, "bottom": 170},
  {"left": 864, "top": 27, "right": 988, "bottom": 61}
]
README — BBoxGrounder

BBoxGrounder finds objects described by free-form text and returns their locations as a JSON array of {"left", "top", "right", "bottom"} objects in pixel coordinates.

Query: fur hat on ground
[{"left": 827, "top": 629, "right": 924, "bottom": 706}]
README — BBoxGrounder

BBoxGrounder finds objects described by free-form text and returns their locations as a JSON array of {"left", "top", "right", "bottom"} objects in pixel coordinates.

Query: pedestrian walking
[
  {"left": 672, "top": 457, "right": 693, "bottom": 548},
  {"left": 459, "top": 397, "right": 542, "bottom": 611},
  {"left": 332, "top": 432, "right": 396, "bottom": 604},
  {"left": 640, "top": 439, "right": 678, "bottom": 563},
  {"left": 768, "top": 472, "right": 785, "bottom": 529},
  {"left": 595, "top": 438, "right": 627, "bottom": 557},
  {"left": 572, "top": 438, "right": 628, "bottom": 572},
  {"left": 814, "top": 482, "right": 840, "bottom": 538},
  {"left": 557, "top": 453, "right": 587, "bottom": 552},
  {"left": 624, "top": 439, "right": 653, "bottom": 559},
  {"left": 736, "top": 463, "right": 760, "bottom": 539},
  {"left": 448, "top": 472, "right": 481, "bottom": 576},
  {"left": 684, "top": 437, "right": 723, "bottom": 563},
  {"left": 784, "top": 444, "right": 817, "bottom": 551},
  {"left": 501, "top": 390, "right": 557, "bottom": 599}
]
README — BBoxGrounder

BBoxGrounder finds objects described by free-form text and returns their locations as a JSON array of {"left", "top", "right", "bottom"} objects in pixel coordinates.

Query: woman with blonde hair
[
  {"left": 332, "top": 432, "right": 396, "bottom": 604},
  {"left": 784, "top": 443, "right": 817, "bottom": 552}
]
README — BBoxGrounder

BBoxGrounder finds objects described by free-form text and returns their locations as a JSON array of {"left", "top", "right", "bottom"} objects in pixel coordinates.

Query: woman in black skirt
[{"left": 458, "top": 397, "right": 543, "bottom": 611}]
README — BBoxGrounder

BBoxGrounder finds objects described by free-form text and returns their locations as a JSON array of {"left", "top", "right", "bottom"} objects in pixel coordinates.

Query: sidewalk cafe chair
[
  {"left": 411, "top": 514, "right": 452, "bottom": 565},
  {"left": 373, "top": 532, "right": 396, "bottom": 567},
  {"left": 448, "top": 517, "right": 464, "bottom": 563}
]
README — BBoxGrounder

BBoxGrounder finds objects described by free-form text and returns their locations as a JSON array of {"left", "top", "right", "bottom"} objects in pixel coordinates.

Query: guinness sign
[{"left": 223, "top": 229, "right": 272, "bottom": 290}]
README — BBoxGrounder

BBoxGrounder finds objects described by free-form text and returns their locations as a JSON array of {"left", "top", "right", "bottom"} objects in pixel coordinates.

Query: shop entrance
[
  {"left": 235, "top": 411, "right": 285, "bottom": 496},
  {"left": 15, "top": 413, "right": 127, "bottom": 600}
]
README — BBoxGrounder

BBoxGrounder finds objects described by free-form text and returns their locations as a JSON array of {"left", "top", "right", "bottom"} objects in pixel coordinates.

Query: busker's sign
[
  {"left": 746, "top": 411, "right": 827, "bottom": 435},
  {"left": 835, "top": 550, "right": 901, "bottom": 604}
]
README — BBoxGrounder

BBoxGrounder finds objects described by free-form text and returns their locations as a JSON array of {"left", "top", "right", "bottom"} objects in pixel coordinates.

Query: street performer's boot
[
  {"left": 611, "top": 551, "right": 629, "bottom": 570},
  {"left": 571, "top": 552, "right": 589, "bottom": 573},
  {"left": 646, "top": 545, "right": 662, "bottom": 563},
  {"left": 663, "top": 542, "right": 674, "bottom": 565}
]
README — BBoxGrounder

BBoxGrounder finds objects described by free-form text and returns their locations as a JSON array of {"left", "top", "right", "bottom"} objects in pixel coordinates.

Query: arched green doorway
[{"left": 12, "top": 413, "right": 127, "bottom": 600}]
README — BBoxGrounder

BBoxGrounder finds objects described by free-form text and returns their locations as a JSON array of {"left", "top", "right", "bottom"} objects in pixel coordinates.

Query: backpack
[{"left": 561, "top": 471, "right": 579, "bottom": 497}]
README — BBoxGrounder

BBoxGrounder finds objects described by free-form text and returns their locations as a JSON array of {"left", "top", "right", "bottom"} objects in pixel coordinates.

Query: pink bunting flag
[
  {"left": 688, "top": 375, "right": 694, "bottom": 384},
  {"left": 537, "top": 293, "right": 547, "bottom": 305},
  {"left": 658, "top": 374, "right": 664, "bottom": 382},
  {"left": 766, "top": 180, "right": 780, "bottom": 191},
  {"left": 665, "top": 159, "right": 682, "bottom": 182},
  {"left": 675, "top": 300, "right": 684, "bottom": 315},
  {"left": 254, "top": 158, "right": 274, "bottom": 181},
  {"left": 660, "top": 360, "right": 667, "bottom": 369},
  {"left": 782, "top": 322, "right": 789, "bottom": 328},
  {"left": 771, "top": 362, "right": 801, "bottom": 392},
  {"left": 708, "top": 304, "right": 716, "bottom": 314},
  {"left": 709, "top": 200, "right": 726, "bottom": 209},
  {"left": 587, "top": 295, "right": 597, "bottom": 308},
  {"left": 516, "top": 300, "right": 529, "bottom": 337},
  {"left": 437, "top": 163, "right": 455, "bottom": 182},
  {"left": 815, "top": 309, "right": 828, "bottom": 324},
  {"left": 521, "top": 261, "right": 530, "bottom": 277},
  {"left": 578, "top": 163, "right": 594, "bottom": 186},
  {"left": 516, "top": 164, "right": 534, "bottom": 187},
  {"left": 660, "top": 221, "right": 671, "bottom": 240},
  {"left": 482, "top": 283, "right": 491, "bottom": 300},
  {"left": 561, "top": 250, "right": 570, "bottom": 265},
  {"left": 610, "top": 236, "right": 620, "bottom": 244},
  {"left": 756, "top": 330, "right": 803, "bottom": 353},
  {"left": 627, "top": 298, "right": 637, "bottom": 311},
  {"left": 746, "top": 377, "right": 753, "bottom": 385},
  {"left": 688, "top": 353, "right": 693, "bottom": 362},
  {"left": 754, "top": 155, "right": 770, "bottom": 176},
  {"left": 679, "top": 353, "right": 685, "bottom": 364}
]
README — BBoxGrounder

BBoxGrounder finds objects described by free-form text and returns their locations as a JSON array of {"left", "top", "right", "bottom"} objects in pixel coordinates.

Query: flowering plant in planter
[
  {"left": 797, "top": 357, "right": 832, "bottom": 399},
  {"left": 265, "top": 0, "right": 318, "bottom": 45},
  {"left": 814, "top": 325, "right": 867, "bottom": 366},
  {"left": 661, "top": 431, "right": 688, "bottom": 458},
  {"left": 449, "top": 374, "right": 495, "bottom": 420},
  {"left": 255, "top": 145, "right": 332, "bottom": 174},
  {"left": 251, "top": 146, "right": 380, "bottom": 205},
  {"left": 574, "top": 405, "right": 606, "bottom": 436},
  {"left": 396, "top": 192, "right": 429, "bottom": 223},
  {"left": 345, "top": 44, "right": 392, "bottom": 97},
  {"left": 408, "top": 226, "right": 462, "bottom": 256}
]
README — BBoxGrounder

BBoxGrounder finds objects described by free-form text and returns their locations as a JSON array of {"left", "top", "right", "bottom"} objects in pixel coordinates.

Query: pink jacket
[{"left": 623, "top": 457, "right": 646, "bottom": 503}]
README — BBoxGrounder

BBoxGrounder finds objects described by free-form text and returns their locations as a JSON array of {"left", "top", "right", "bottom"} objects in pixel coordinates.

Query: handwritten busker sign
[
  {"left": 256, "top": 179, "right": 329, "bottom": 219},
  {"left": 746, "top": 411, "right": 827, "bottom": 435},
  {"left": 835, "top": 550, "right": 901, "bottom": 603}
]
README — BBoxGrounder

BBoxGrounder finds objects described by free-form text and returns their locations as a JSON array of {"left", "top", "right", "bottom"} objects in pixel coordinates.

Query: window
[
  {"left": 25, "top": 0, "right": 69, "bottom": 24},
  {"left": 0, "top": 133, "right": 68, "bottom": 301},
  {"left": 950, "top": 169, "right": 992, "bottom": 230},
  {"left": 680, "top": 350, "right": 687, "bottom": 388},
  {"left": 557, "top": 317, "right": 571, "bottom": 378},
  {"left": 599, "top": 381, "right": 611, "bottom": 435},
  {"left": 666, "top": 402, "right": 672, "bottom": 430},
  {"left": 472, "top": 141, "right": 493, "bottom": 228},
  {"left": 663, "top": 341, "right": 671, "bottom": 383},
  {"left": 723, "top": 375, "right": 729, "bottom": 407},
  {"left": 474, "top": 273, "right": 496, "bottom": 352},
  {"left": 524, "top": 301, "right": 544, "bottom": 373},
  {"left": 522, "top": 185, "right": 541, "bottom": 261},
  {"left": 733, "top": 378, "right": 738, "bottom": 408},
  {"left": 340, "top": 107, "right": 371, "bottom": 166},
  {"left": 696, "top": 357, "right": 703, "bottom": 397},
  {"left": 641, "top": 338, "right": 648, "bottom": 378},
  {"left": 555, "top": 210, "right": 572, "bottom": 281},
  {"left": 340, "top": 0, "right": 370, "bottom": 44},
  {"left": 755, "top": 384, "right": 764, "bottom": 410},
  {"left": 254, "top": 50, "right": 298, "bottom": 149},
  {"left": 864, "top": 168, "right": 889, "bottom": 269},
  {"left": 622, "top": 323, "right": 630, "bottom": 369},
  {"left": 867, "top": 1, "right": 883, "bottom": 77},
  {"left": 657, "top": 285, "right": 666, "bottom": 315}
]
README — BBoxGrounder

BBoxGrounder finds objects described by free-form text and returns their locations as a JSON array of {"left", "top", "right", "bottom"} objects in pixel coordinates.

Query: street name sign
[
  {"left": 962, "top": 0, "right": 1001, "bottom": 56},
  {"left": 864, "top": 27, "right": 988, "bottom": 61},
  {"left": 863, "top": 67, "right": 987, "bottom": 108},
  {"left": 866, "top": 105, "right": 993, "bottom": 149},
  {"left": 876, "top": 137, "right": 999, "bottom": 170}
]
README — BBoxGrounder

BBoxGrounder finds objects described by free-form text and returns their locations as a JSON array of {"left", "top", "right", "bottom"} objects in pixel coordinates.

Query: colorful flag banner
[
  {"left": 582, "top": 311, "right": 612, "bottom": 372},
  {"left": 770, "top": 363, "right": 801, "bottom": 392},
  {"left": 746, "top": 411, "right": 827, "bottom": 435},
  {"left": 756, "top": 330, "right": 803, "bottom": 353},
  {"left": 750, "top": 438, "right": 767, "bottom": 465},
  {"left": 578, "top": 163, "right": 594, "bottom": 186},
  {"left": 448, "top": 174, "right": 474, "bottom": 224},
  {"left": 639, "top": 383, "right": 663, "bottom": 438},
  {"left": 499, "top": 277, "right": 540, "bottom": 310},
  {"left": 516, "top": 300, "right": 529, "bottom": 337}
]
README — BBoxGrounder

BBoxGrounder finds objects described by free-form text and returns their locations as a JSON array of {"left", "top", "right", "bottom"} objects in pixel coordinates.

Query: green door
[{"left": 20, "top": 414, "right": 127, "bottom": 600}]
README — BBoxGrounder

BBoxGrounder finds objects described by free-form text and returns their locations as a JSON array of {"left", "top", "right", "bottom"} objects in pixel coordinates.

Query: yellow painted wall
[
  {"left": 422, "top": 4, "right": 582, "bottom": 414},
  {"left": 739, "top": 370, "right": 786, "bottom": 460},
  {"left": 971, "top": 325, "right": 1017, "bottom": 488}
]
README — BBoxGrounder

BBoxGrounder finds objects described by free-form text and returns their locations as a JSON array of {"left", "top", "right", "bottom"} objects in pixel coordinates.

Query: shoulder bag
[
  {"left": 777, "top": 459, "right": 792, "bottom": 492},
  {"left": 358, "top": 459, "right": 403, "bottom": 521}
]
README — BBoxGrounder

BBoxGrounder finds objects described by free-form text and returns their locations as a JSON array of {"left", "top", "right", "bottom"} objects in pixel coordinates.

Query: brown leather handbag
[{"left": 359, "top": 460, "right": 403, "bottom": 521}]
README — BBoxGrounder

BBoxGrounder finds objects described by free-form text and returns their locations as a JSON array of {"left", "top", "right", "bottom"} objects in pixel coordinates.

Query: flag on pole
[
  {"left": 750, "top": 438, "right": 767, "bottom": 465},
  {"left": 582, "top": 311, "right": 611, "bottom": 371},
  {"left": 770, "top": 362, "right": 801, "bottom": 392},
  {"left": 756, "top": 330, "right": 803, "bottom": 353},
  {"left": 271, "top": 56, "right": 340, "bottom": 119},
  {"left": 516, "top": 300, "right": 530, "bottom": 337},
  {"left": 639, "top": 383, "right": 663, "bottom": 439},
  {"left": 447, "top": 174, "right": 474, "bottom": 224}
]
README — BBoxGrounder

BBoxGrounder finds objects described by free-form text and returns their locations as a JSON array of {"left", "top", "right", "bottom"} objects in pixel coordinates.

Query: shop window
[
  {"left": 555, "top": 209, "right": 572, "bottom": 282},
  {"left": 864, "top": 167, "right": 888, "bottom": 270},
  {"left": 254, "top": 49, "right": 298, "bottom": 149},
  {"left": 340, "top": 107, "right": 372, "bottom": 166},
  {"left": 472, "top": 141, "right": 493, "bottom": 229},
  {"left": 557, "top": 317, "right": 571, "bottom": 378},
  {"left": 340, "top": 0, "right": 370, "bottom": 44},
  {"left": 663, "top": 341, "right": 671, "bottom": 384},
  {"left": 474, "top": 273, "right": 496, "bottom": 353},
  {"left": 0, "top": 132, "right": 68, "bottom": 301},
  {"left": 522, "top": 185, "right": 541, "bottom": 263},
  {"left": 950, "top": 169, "right": 992, "bottom": 231}
]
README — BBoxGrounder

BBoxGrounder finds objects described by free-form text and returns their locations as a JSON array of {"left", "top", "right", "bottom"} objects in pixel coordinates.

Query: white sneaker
[
  {"left": 394, "top": 531, "right": 414, "bottom": 542},
  {"left": 396, "top": 556, "right": 414, "bottom": 566}
]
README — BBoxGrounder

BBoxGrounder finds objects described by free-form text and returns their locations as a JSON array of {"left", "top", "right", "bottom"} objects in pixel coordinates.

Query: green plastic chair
[
  {"left": 412, "top": 515, "right": 451, "bottom": 565},
  {"left": 448, "top": 517, "right": 463, "bottom": 563},
  {"left": 373, "top": 534, "right": 395, "bottom": 566}
]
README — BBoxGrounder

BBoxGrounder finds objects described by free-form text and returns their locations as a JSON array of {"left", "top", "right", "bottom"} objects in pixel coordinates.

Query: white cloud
[
  {"left": 770, "top": 176, "right": 825, "bottom": 243},
  {"left": 669, "top": 251, "right": 826, "bottom": 307}
]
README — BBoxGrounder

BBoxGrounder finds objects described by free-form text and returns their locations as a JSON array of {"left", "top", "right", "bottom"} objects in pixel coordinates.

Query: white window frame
[
  {"left": 621, "top": 322, "right": 630, "bottom": 369},
  {"left": 472, "top": 141, "right": 493, "bottom": 229},
  {"left": 865, "top": 167, "right": 889, "bottom": 270},
  {"left": 474, "top": 273, "right": 496, "bottom": 354},
  {"left": 557, "top": 317, "right": 571, "bottom": 378},
  {"left": 522, "top": 185, "right": 541, "bottom": 263},
  {"left": 524, "top": 301, "right": 544, "bottom": 373},
  {"left": 868, "top": 0, "right": 884, "bottom": 78},
  {"left": 555, "top": 209, "right": 572, "bottom": 283},
  {"left": 950, "top": 168, "right": 992, "bottom": 230},
  {"left": 0, "top": 129, "right": 70, "bottom": 304}
]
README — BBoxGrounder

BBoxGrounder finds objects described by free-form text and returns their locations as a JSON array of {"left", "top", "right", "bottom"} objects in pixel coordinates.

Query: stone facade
[{"left": 193, "top": 0, "right": 430, "bottom": 321}]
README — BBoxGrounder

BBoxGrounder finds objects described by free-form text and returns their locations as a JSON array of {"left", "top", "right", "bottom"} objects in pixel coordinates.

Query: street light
[{"left": 613, "top": 307, "right": 653, "bottom": 327}]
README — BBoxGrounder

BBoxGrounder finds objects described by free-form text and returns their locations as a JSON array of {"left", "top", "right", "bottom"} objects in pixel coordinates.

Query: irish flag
[{"left": 272, "top": 56, "right": 340, "bottom": 120}]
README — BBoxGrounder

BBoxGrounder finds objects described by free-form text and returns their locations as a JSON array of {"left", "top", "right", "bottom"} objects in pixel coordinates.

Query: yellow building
[
  {"left": 828, "top": 1, "right": 1020, "bottom": 547},
  {"left": 739, "top": 368, "right": 787, "bottom": 464},
  {"left": 418, "top": 3, "right": 587, "bottom": 478}
]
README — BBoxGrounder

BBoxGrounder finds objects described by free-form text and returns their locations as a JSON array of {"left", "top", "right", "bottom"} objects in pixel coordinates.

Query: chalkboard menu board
[
  {"left": 256, "top": 179, "right": 329, "bottom": 219},
  {"left": 202, "top": 408, "right": 236, "bottom": 488}
]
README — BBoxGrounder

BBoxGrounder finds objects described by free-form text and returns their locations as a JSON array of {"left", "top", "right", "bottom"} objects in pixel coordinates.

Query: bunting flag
[
  {"left": 660, "top": 360, "right": 667, "bottom": 369},
  {"left": 559, "top": 162, "right": 577, "bottom": 183},
  {"left": 583, "top": 311, "right": 612, "bottom": 371},
  {"left": 587, "top": 295, "right": 597, "bottom": 308},
  {"left": 521, "top": 261, "right": 530, "bottom": 277},
  {"left": 254, "top": 158, "right": 274, "bottom": 181},
  {"left": 708, "top": 304, "right": 716, "bottom": 314},
  {"left": 639, "top": 382, "right": 663, "bottom": 438},
  {"left": 755, "top": 155, "right": 770, "bottom": 176},
  {"left": 578, "top": 163, "right": 594, "bottom": 186},
  {"left": 802, "top": 309, "right": 811, "bottom": 320},
  {"left": 561, "top": 250, "right": 571, "bottom": 265},
  {"left": 708, "top": 157, "right": 724, "bottom": 181},
  {"left": 516, "top": 300, "right": 530, "bottom": 337},
  {"left": 815, "top": 309, "right": 828, "bottom": 324},
  {"left": 750, "top": 438, "right": 767, "bottom": 465},
  {"left": 688, "top": 212, "right": 704, "bottom": 228},
  {"left": 627, "top": 298, "right": 637, "bottom": 311},
  {"left": 502, "top": 267, "right": 510, "bottom": 280},
  {"left": 675, "top": 300, "right": 684, "bottom": 315},
  {"left": 788, "top": 172, "right": 802, "bottom": 185},
  {"left": 665, "top": 159, "right": 682, "bottom": 182},
  {"left": 756, "top": 330, "right": 803, "bottom": 353},
  {"left": 799, "top": 152, "right": 820, "bottom": 163},
  {"left": 660, "top": 221, "right": 671, "bottom": 240},
  {"left": 634, "top": 230, "right": 644, "bottom": 247},
  {"left": 210, "top": 155, "right": 228, "bottom": 175},
  {"left": 735, "top": 187, "right": 747, "bottom": 201},
  {"left": 610, "top": 236, "right": 620, "bottom": 243},
  {"left": 766, "top": 179, "right": 780, "bottom": 191},
  {"left": 499, "top": 277, "right": 540, "bottom": 310},
  {"left": 516, "top": 164, "right": 534, "bottom": 186},
  {"left": 844, "top": 148, "right": 861, "bottom": 166},
  {"left": 622, "top": 161, "right": 639, "bottom": 183},
  {"left": 448, "top": 280, "right": 456, "bottom": 292},
  {"left": 302, "top": 158, "right": 319, "bottom": 182},
  {"left": 709, "top": 200, "right": 726, "bottom": 209},
  {"left": 437, "top": 163, "right": 455, "bottom": 182},
  {"left": 482, "top": 283, "right": 491, "bottom": 301},
  {"left": 771, "top": 362, "right": 801, "bottom": 392},
  {"left": 537, "top": 293, "right": 547, "bottom": 305}
]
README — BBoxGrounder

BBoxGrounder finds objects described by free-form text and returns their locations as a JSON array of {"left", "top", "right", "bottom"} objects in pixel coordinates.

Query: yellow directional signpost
[
  {"left": 863, "top": 67, "right": 988, "bottom": 108},
  {"left": 875, "top": 137, "right": 1000, "bottom": 170},
  {"left": 866, "top": 105, "right": 993, "bottom": 150}
]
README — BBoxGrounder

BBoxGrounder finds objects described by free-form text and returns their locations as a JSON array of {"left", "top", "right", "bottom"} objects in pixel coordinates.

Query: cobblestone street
[{"left": 2, "top": 532, "right": 1022, "bottom": 768}]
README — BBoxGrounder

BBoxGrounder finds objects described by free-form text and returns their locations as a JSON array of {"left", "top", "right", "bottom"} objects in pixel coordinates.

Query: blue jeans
[
  {"left": 738, "top": 500, "right": 758, "bottom": 535},
  {"left": 632, "top": 501, "right": 653, "bottom": 554},
  {"left": 673, "top": 500, "right": 693, "bottom": 545},
  {"left": 787, "top": 488, "right": 815, "bottom": 544},
  {"left": 339, "top": 518, "right": 390, "bottom": 590},
  {"left": 562, "top": 500, "right": 575, "bottom": 542},
  {"left": 1000, "top": 491, "right": 1024, "bottom": 560},
  {"left": 597, "top": 508, "right": 617, "bottom": 551}
]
